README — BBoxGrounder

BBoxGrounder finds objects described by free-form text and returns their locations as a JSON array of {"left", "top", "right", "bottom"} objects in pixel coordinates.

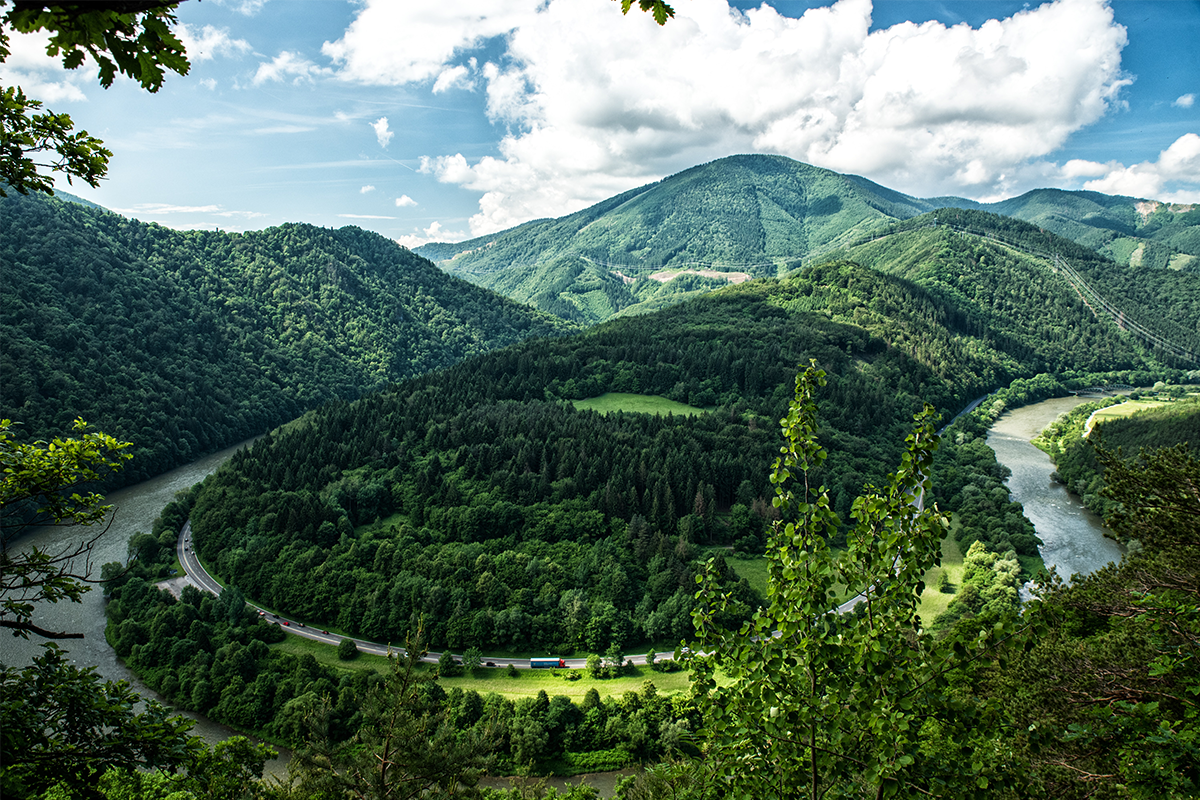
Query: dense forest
[
  {"left": 103, "top": 505, "right": 694, "bottom": 779},
  {"left": 4, "top": 148, "right": 1198, "bottom": 799},
  {"left": 988, "top": 187, "right": 1200, "bottom": 269},
  {"left": 0, "top": 192, "right": 570, "bottom": 484},
  {"left": 183, "top": 252, "right": 1181, "bottom": 654},
  {"left": 827, "top": 208, "right": 1200, "bottom": 367},
  {"left": 76, "top": 374, "right": 1198, "bottom": 800}
]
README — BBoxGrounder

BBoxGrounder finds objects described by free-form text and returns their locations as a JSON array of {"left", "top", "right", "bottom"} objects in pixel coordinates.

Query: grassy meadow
[
  {"left": 917, "top": 532, "right": 965, "bottom": 625},
  {"left": 571, "top": 392, "right": 708, "bottom": 416},
  {"left": 1083, "top": 398, "right": 1170, "bottom": 436}
]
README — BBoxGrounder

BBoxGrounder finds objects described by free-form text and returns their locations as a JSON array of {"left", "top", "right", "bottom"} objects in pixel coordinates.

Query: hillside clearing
[
  {"left": 648, "top": 268, "right": 751, "bottom": 284},
  {"left": 572, "top": 392, "right": 708, "bottom": 416}
]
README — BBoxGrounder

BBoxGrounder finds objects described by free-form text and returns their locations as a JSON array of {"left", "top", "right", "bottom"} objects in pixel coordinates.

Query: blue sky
[{"left": 3, "top": 0, "right": 1197, "bottom": 246}]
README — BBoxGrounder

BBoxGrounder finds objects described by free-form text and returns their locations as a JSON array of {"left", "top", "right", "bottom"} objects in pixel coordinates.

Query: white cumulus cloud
[
  {"left": 395, "top": 220, "right": 469, "bottom": 248},
  {"left": 432, "top": 63, "right": 473, "bottom": 94},
  {"left": 253, "top": 51, "right": 330, "bottom": 85},
  {"left": 323, "top": 2, "right": 534, "bottom": 85},
  {"left": 372, "top": 117, "right": 394, "bottom": 148},
  {"left": 361, "top": 185, "right": 376, "bottom": 194},
  {"left": 176, "top": 24, "right": 251, "bottom": 61},
  {"left": 327, "top": 0, "right": 1138, "bottom": 235},
  {"left": 210, "top": 0, "right": 270, "bottom": 14},
  {"left": 395, "top": 195, "right": 417, "bottom": 207},
  {"left": 1174, "top": 93, "right": 1195, "bottom": 109},
  {"left": 0, "top": 29, "right": 91, "bottom": 102},
  {"left": 1075, "top": 134, "right": 1200, "bottom": 201}
]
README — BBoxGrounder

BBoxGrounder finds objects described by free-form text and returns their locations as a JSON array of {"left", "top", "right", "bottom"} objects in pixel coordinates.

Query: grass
[
  {"left": 1085, "top": 398, "right": 1169, "bottom": 435},
  {"left": 725, "top": 553, "right": 768, "bottom": 597},
  {"left": 716, "top": 548, "right": 864, "bottom": 606},
  {"left": 1168, "top": 252, "right": 1196, "bottom": 271},
  {"left": 269, "top": 636, "right": 694, "bottom": 700},
  {"left": 917, "top": 529, "right": 965, "bottom": 626},
  {"left": 437, "top": 666, "right": 693, "bottom": 701},
  {"left": 572, "top": 393, "right": 708, "bottom": 416}
]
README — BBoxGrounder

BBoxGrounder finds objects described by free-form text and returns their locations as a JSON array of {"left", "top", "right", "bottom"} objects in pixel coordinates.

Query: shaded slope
[
  {"left": 823, "top": 208, "right": 1200, "bottom": 369},
  {"left": 0, "top": 192, "right": 572, "bottom": 484}
]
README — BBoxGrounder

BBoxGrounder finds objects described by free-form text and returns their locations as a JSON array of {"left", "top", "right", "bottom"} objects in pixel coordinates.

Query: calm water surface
[
  {"left": 0, "top": 438, "right": 291, "bottom": 775},
  {"left": 986, "top": 396, "right": 1124, "bottom": 582}
]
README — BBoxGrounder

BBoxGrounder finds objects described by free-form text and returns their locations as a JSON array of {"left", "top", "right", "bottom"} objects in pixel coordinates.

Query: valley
[{"left": 3, "top": 156, "right": 1198, "bottom": 799}]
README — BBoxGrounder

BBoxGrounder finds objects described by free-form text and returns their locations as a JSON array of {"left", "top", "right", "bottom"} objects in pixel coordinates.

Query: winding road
[{"left": 175, "top": 522, "right": 671, "bottom": 669}]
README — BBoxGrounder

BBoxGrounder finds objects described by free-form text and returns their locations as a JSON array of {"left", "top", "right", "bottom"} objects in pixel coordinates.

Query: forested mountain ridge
[
  {"left": 988, "top": 187, "right": 1200, "bottom": 270},
  {"left": 184, "top": 251, "right": 1178, "bottom": 654},
  {"left": 415, "top": 155, "right": 931, "bottom": 323},
  {"left": 421, "top": 156, "right": 927, "bottom": 275},
  {"left": 0, "top": 191, "right": 572, "bottom": 484},
  {"left": 823, "top": 208, "right": 1200, "bottom": 369},
  {"left": 416, "top": 154, "right": 1199, "bottom": 324}
]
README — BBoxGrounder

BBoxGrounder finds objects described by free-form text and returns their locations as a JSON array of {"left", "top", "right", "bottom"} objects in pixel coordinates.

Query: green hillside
[
  {"left": 183, "top": 251, "right": 1177, "bottom": 653},
  {"left": 0, "top": 192, "right": 572, "bottom": 484},
  {"left": 418, "top": 155, "right": 936, "bottom": 323},
  {"left": 987, "top": 188, "right": 1200, "bottom": 269},
  {"left": 416, "top": 155, "right": 1200, "bottom": 324},
  {"left": 103, "top": 252, "right": 1186, "bottom": 792},
  {"left": 824, "top": 208, "right": 1200, "bottom": 369}
]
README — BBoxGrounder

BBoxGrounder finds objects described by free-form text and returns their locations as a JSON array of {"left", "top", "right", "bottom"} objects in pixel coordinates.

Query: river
[
  {"left": 986, "top": 395, "right": 1124, "bottom": 582},
  {"left": 0, "top": 438, "right": 292, "bottom": 774}
]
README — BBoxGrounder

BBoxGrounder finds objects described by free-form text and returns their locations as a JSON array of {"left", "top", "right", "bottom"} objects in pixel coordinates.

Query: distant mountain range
[{"left": 416, "top": 154, "right": 1199, "bottom": 324}]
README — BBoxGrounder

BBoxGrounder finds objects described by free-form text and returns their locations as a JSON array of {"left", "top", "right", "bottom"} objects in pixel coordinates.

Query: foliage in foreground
[
  {"left": 1, "top": 418, "right": 132, "bottom": 639},
  {"left": 686, "top": 363, "right": 1020, "bottom": 798},
  {"left": 0, "top": 3, "right": 188, "bottom": 197},
  {"left": 0, "top": 643, "right": 274, "bottom": 800}
]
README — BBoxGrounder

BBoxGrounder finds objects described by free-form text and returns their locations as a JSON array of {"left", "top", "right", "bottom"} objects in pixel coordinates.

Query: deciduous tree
[
  {"left": 0, "top": 644, "right": 200, "bottom": 799},
  {"left": 1, "top": 418, "right": 132, "bottom": 639},
  {"left": 284, "top": 636, "right": 493, "bottom": 799},
  {"left": 688, "top": 362, "right": 1021, "bottom": 798},
  {"left": 0, "top": 1, "right": 189, "bottom": 196}
]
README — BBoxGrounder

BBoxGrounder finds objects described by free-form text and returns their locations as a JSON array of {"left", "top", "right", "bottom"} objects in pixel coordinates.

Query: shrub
[{"left": 438, "top": 650, "right": 462, "bottom": 677}]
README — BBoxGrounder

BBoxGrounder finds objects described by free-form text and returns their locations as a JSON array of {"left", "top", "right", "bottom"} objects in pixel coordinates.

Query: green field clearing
[
  {"left": 572, "top": 393, "right": 708, "bottom": 416},
  {"left": 718, "top": 529, "right": 992, "bottom": 626},
  {"left": 1168, "top": 253, "right": 1196, "bottom": 271},
  {"left": 437, "top": 666, "right": 693, "bottom": 700},
  {"left": 725, "top": 553, "right": 768, "bottom": 596},
  {"left": 1085, "top": 399, "right": 1169, "bottom": 436},
  {"left": 720, "top": 549, "right": 855, "bottom": 607},
  {"left": 917, "top": 531, "right": 965, "bottom": 625},
  {"left": 270, "top": 636, "right": 693, "bottom": 699}
]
